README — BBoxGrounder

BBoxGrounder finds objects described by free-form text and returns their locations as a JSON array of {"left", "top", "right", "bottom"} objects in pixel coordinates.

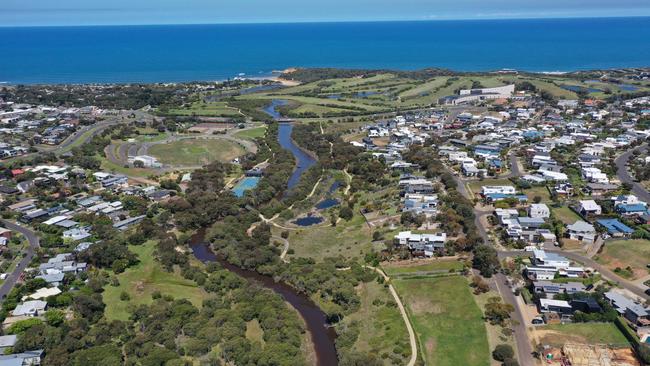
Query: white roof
[
  {"left": 540, "top": 298, "right": 571, "bottom": 308},
  {"left": 21, "top": 287, "right": 61, "bottom": 301}
]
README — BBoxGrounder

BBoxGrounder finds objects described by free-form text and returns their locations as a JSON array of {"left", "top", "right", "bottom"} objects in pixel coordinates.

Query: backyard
[
  {"left": 552, "top": 206, "right": 582, "bottom": 225},
  {"left": 393, "top": 275, "right": 490, "bottom": 366}
]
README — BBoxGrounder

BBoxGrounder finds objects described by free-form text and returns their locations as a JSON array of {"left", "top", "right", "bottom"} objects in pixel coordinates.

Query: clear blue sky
[{"left": 2, "top": 0, "right": 650, "bottom": 26}]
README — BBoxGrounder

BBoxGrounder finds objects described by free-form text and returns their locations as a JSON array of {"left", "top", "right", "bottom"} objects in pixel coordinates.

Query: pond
[
  {"left": 329, "top": 181, "right": 341, "bottom": 193},
  {"left": 560, "top": 85, "right": 603, "bottom": 93},
  {"left": 190, "top": 230, "right": 338, "bottom": 366},
  {"left": 293, "top": 216, "right": 325, "bottom": 226},
  {"left": 315, "top": 198, "right": 340, "bottom": 210}
]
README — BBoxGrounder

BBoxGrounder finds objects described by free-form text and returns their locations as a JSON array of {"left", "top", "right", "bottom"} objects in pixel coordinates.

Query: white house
[
  {"left": 481, "top": 186, "right": 516, "bottom": 196},
  {"left": 578, "top": 200, "right": 602, "bottom": 216},
  {"left": 528, "top": 204, "right": 550, "bottom": 219},
  {"left": 394, "top": 231, "right": 447, "bottom": 257}
]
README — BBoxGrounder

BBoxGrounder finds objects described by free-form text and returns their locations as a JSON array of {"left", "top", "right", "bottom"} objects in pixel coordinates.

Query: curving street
[
  {"left": 615, "top": 143, "right": 650, "bottom": 202},
  {"left": 0, "top": 220, "right": 40, "bottom": 300}
]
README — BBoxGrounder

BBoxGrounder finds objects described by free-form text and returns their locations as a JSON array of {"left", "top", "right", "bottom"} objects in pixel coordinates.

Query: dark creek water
[
  {"left": 190, "top": 230, "right": 338, "bottom": 366},
  {"left": 277, "top": 122, "right": 318, "bottom": 189}
]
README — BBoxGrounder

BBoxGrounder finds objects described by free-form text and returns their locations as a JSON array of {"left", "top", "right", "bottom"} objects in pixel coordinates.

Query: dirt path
[
  {"left": 272, "top": 236, "right": 291, "bottom": 263},
  {"left": 343, "top": 168, "right": 352, "bottom": 196},
  {"left": 366, "top": 265, "right": 418, "bottom": 366}
]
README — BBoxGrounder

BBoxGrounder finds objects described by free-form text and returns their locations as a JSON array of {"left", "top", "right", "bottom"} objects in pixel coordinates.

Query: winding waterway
[{"left": 189, "top": 111, "right": 336, "bottom": 365}]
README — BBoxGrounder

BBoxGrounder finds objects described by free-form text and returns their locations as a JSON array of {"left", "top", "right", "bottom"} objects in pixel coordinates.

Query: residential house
[
  {"left": 12, "top": 300, "right": 47, "bottom": 317},
  {"left": 528, "top": 204, "right": 550, "bottom": 219},
  {"left": 605, "top": 291, "right": 650, "bottom": 327},
  {"left": 578, "top": 200, "right": 602, "bottom": 216},
  {"left": 566, "top": 221, "right": 596, "bottom": 244},
  {"left": 394, "top": 231, "right": 447, "bottom": 257}
]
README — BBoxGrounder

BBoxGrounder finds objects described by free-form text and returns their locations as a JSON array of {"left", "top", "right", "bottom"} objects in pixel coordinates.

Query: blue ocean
[{"left": 0, "top": 17, "right": 649, "bottom": 84}]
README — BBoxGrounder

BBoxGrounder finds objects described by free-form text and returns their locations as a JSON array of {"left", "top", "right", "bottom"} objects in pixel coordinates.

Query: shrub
[{"left": 492, "top": 344, "right": 514, "bottom": 361}]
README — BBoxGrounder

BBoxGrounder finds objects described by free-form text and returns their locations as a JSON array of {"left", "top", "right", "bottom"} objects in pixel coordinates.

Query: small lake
[
  {"left": 560, "top": 85, "right": 603, "bottom": 93},
  {"left": 277, "top": 122, "right": 318, "bottom": 190},
  {"left": 190, "top": 231, "right": 338, "bottom": 366},
  {"left": 355, "top": 91, "right": 380, "bottom": 98},
  {"left": 232, "top": 176, "right": 261, "bottom": 197},
  {"left": 329, "top": 181, "right": 341, "bottom": 193},
  {"left": 315, "top": 198, "right": 339, "bottom": 210},
  {"left": 293, "top": 216, "right": 324, "bottom": 226},
  {"left": 619, "top": 84, "right": 639, "bottom": 91}
]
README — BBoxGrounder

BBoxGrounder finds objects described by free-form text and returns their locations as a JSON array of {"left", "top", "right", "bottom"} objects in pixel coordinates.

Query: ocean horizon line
[{"left": 1, "top": 14, "right": 649, "bottom": 28}]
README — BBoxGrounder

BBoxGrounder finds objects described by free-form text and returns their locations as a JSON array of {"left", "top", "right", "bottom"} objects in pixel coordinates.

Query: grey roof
[
  {"left": 567, "top": 220, "right": 595, "bottom": 233},
  {"left": 36, "top": 272, "right": 64, "bottom": 284},
  {"left": 0, "top": 335, "right": 16, "bottom": 348}
]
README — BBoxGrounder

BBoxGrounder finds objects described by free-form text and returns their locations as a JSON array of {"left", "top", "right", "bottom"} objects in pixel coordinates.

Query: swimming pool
[{"left": 232, "top": 177, "right": 261, "bottom": 197}]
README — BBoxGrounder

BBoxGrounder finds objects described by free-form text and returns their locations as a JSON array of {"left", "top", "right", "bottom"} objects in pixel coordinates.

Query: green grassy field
[
  {"left": 167, "top": 101, "right": 244, "bottom": 117},
  {"left": 595, "top": 239, "right": 650, "bottom": 279},
  {"left": 165, "top": 72, "right": 650, "bottom": 121},
  {"left": 283, "top": 213, "right": 373, "bottom": 261},
  {"left": 233, "top": 126, "right": 267, "bottom": 140},
  {"left": 382, "top": 259, "right": 465, "bottom": 277},
  {"left": 393, "top": 276, "right": 489, "bottom": 366},
  {"left": 148, "top": 138, "right": 244, "bottom": 166},
  {"left": 339, "top": 280, "right": 411, "bottom": 365},
  {"left": 537, "top": 323, "right": 629, "bottom": 346},
  {"left": 552, "top": 206, "right": 582, "bottom": 225},
  {"left": 103, "top": 242, "right": 209, "bottom": 321}
]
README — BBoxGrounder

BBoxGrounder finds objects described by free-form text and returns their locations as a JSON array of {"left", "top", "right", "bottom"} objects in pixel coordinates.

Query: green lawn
[
  {"left": 595, "top": 239, "right": 650, "bottom": 279},
  {"left": 524, "top": 186, "right": 551, "bottom": 202},
  {"left": 339, "top": 280, "right": 411, "bottom": 365},
  {"left": 234, "top": 126, "right": 267, "bottom": 140},
  {"left": 537, "top": 323, "right": 629, "bottom": 346},
  {"left": 148, "top": 139, "right": 245, "bottom": 166},
  {"left": 103, "top": 242, "right": 209, "bottom": 321},
  {"left": 393, "top": 276, "right": 489, "bottom": 366},
  {"left": 552, "top": 206, "right": 582, "bottom": 225},
  {"left": 382, "top": 259, "right": 465, "bottom": 277}
]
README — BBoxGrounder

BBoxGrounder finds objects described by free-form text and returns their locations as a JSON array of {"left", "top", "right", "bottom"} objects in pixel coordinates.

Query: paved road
[
  {"left": 447, "top": 168, "right": 536, "bottom": 365},
  {"left": 615, "top": 143, "right": 650, "bottom": 202},
  {"left": 0, "top": 221, "right": 40, "bottom": 301}
]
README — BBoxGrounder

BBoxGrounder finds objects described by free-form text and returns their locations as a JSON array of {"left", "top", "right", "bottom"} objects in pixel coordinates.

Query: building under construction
[{"left": 558, "top": 343, "right": 639, "bottom": 366}]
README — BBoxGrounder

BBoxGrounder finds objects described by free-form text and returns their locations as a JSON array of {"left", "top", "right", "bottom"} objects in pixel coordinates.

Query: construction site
[{"left": 542, "top": 343, "right": 640, "bottom": 366}]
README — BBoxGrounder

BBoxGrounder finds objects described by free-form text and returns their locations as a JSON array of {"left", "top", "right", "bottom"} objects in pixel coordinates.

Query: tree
[
  {"left": 471, "top": 275, "right": 490, "bottom": 294},
  {"left": 485, "top": 298, "right": 514, "bottom": 326},
  {"left": 472, "top": 245, "right": 500, "bottom": 277},
  {"left": 502, "top": 358, "right": 519, "bottom": 366},
  {"left": 44, "top": 309, "right": 65, "bottom": 327},
  {"left": 339, "top": 206, "right": 354, "bottom": 221},
  {"left": 492, "top": 344, "right": 514, "bottom": 361}
]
